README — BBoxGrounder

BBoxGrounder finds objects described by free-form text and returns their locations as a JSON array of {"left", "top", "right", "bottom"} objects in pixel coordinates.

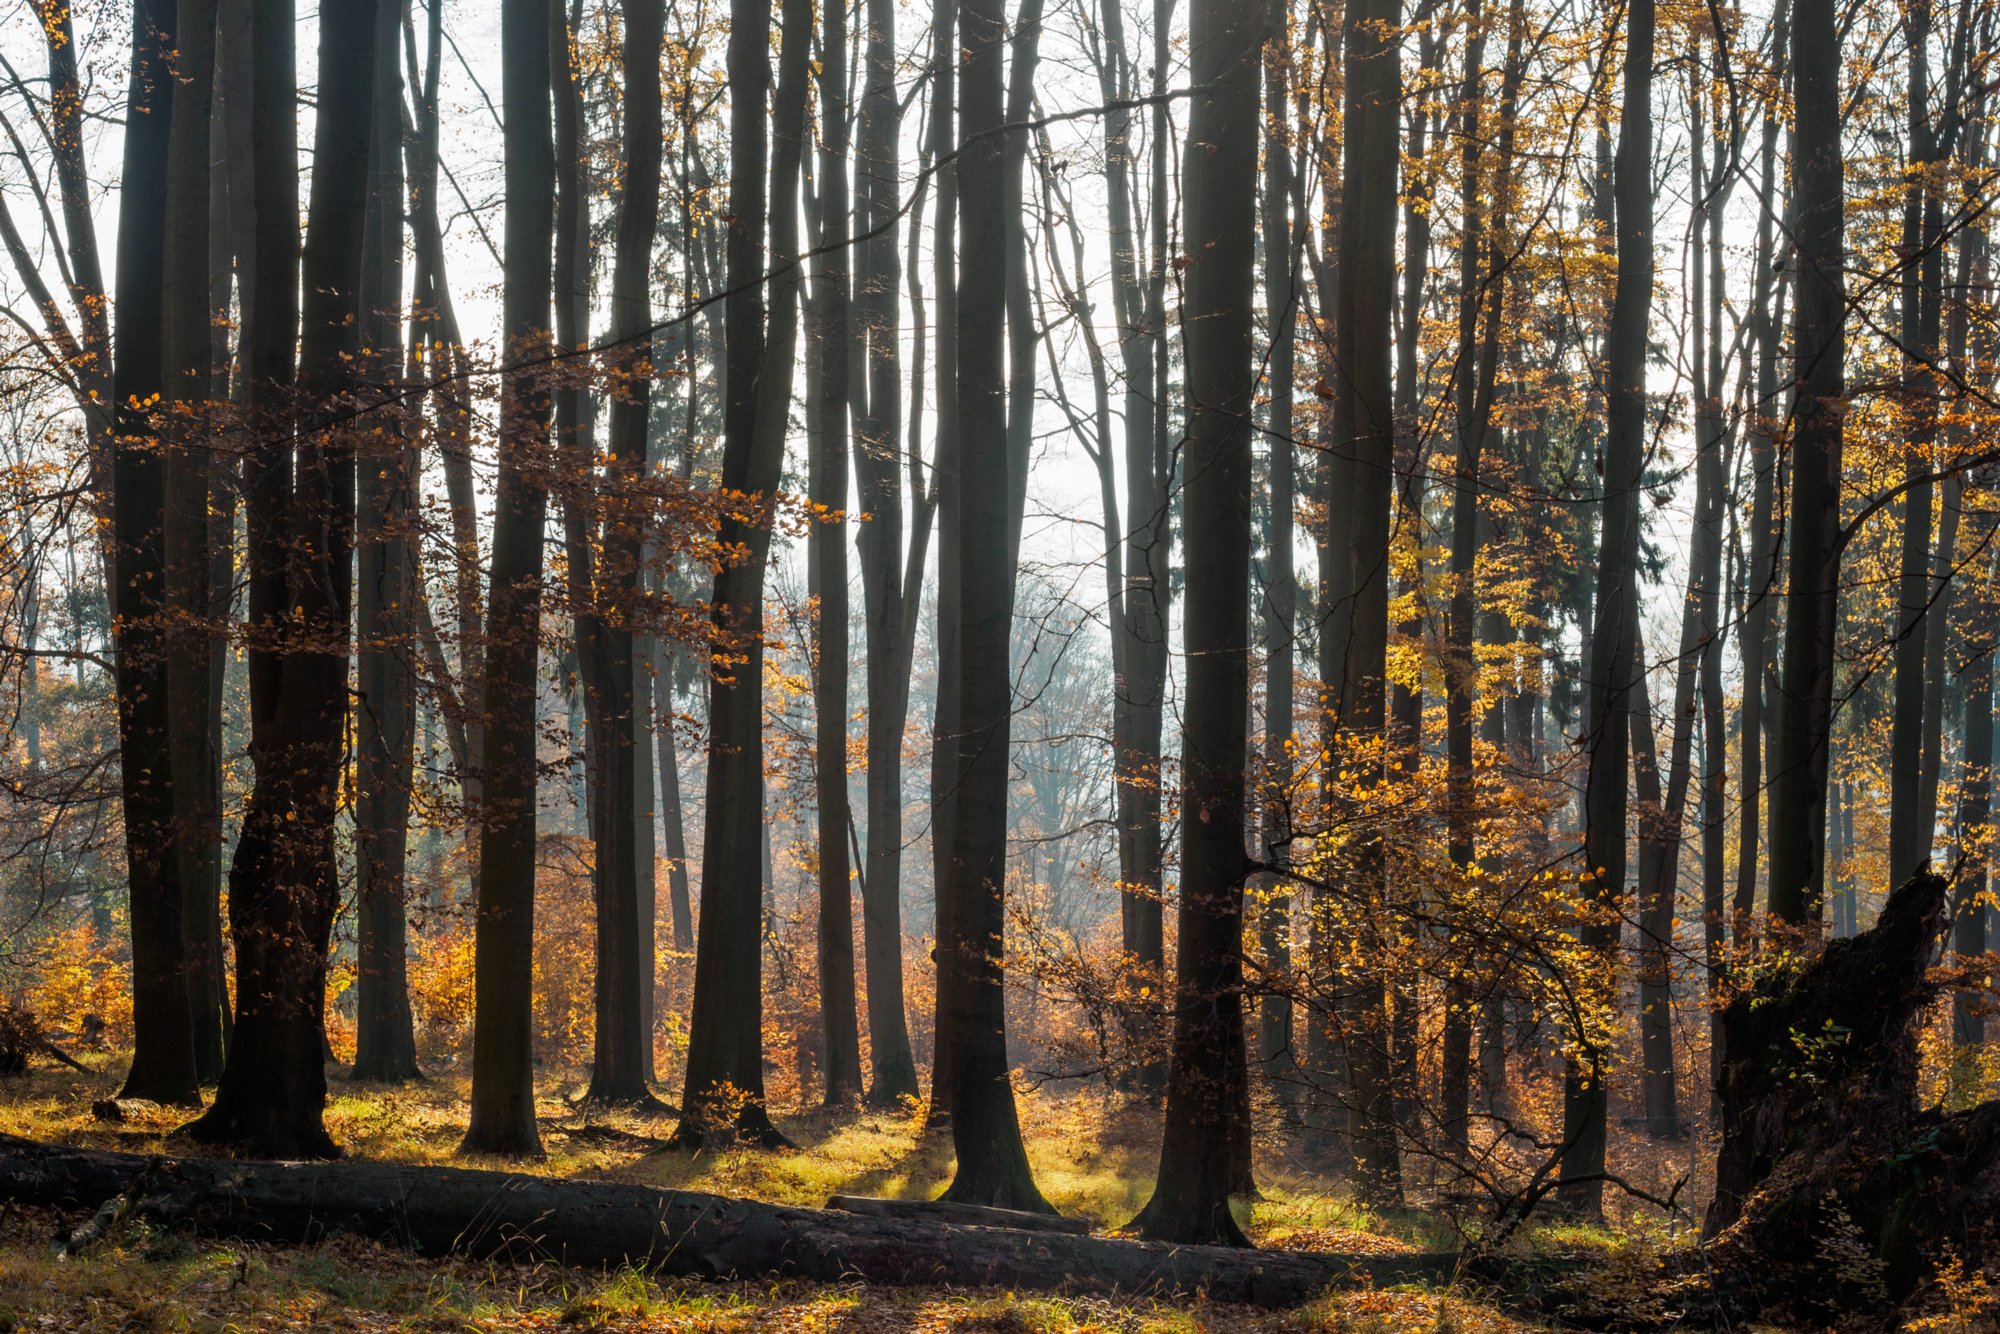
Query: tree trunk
[
  {"left": 351, "top": 0, "right": 421, "bottom": 1086},
  {"left": 460, "top": 0, "right": 555, "bottom": 1158},
  {"left": 852, "top": 0, "right": 922, "bottom": 1109},
  {"left": 1766, "top": 0, "right": 1844, "bottom": 926},
  {"left": 926, "top": 0, "right": 963, "bottom": 1130},
  {"left": 1128, "top": 0, "right": 1264, "bottom": 1246},
  {"left": 184, "top": 0, "right": 376, "bottom": 1159},
  {"left": 1255, "top": 0, "right": 1299, "bottom": 1113},
  {"left": 1735, "top": 5, "right": 1788, "bottom": 938},
  {"left": 111, "top": 0, "right": 203, "bottom": 1112},
  {"left": 1332, "top": 0, "right": 1404, "bottom": 1212},
  {"left": 937, "top": 0, "right": 1048, "bottom": 1212},
  {"left": 1564, "top": 0, "right": 1652, "bottom": 1217},
  {"left": 162, "top": 0, "right": 223, "bottom": 1097},
  {"left": 676, "top": 0, "right": 811, "bottom": 1148},
  {"left": 810, "top": 0, "right": 864, "bottom": 1107},
  {"left": 1888, "top": 1, "right": 1943, "bottom": 888}
]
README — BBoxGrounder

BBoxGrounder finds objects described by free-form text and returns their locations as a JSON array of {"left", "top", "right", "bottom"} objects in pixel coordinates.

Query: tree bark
[
  {"left": 810, "top": 0, "right": 864, "bottom": 1107},
  {"left": 926, "top": 0, "right": 963, "bottom": 1130},
  {"left": 460, "top": 0, "right": 556, "bottom": 1158},
  {"left": 937, "top": 0, "right": 1049, "bottom": 1212},
  {"left": 184, "top": 0, "right": 376, "bottom": 1159},
  {"left": 1332, "top": 0, "right": 1404, "bottom": 1212},
  {"left": 851, "top": 0, "right": 922, "bottom": 1109},
  {"left": 1766, "top": 0, "right": 1844, "bottom": 926},
  {"left": 676, "top": 0, "right": 812, "bottom": 1148},
  {"left": 110, "top": 0, "right": 203, "bottom": 1112},
  {"left": 1888, "top": 0, "right": 1944, "bottom": 888},
  {"left": 1128, "top": 0, "right": 1266, "bottom": 1246},
  {"left": 1564, "top": 0, "right": 1652, "bottom": 1217},
  {"left": 352, "top": 0, "right": 421, "bottom": 1086},
  {"left": 1255, "top": 0, "right": 1299, "bottom": 1113}
]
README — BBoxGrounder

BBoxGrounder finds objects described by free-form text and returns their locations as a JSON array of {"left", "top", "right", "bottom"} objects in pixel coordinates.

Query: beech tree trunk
[
  {"left": 185, "top": 0, "right": 376, "bottom": 1159},
  {"left": 1565, "top": 0, "right": 1652, "bottom": 1216},
  {"left": 677, "top": 0, "right": 811, "bottom": 1148},
  {"left": 111, "top": 0, "right": 202, "bottom": 1113},
  {"left": 810, "top": 0, "right": 864, "bottom": 1106},
  {"left": 1128, "top": 0, "right": 1264, "bottom": 1246},
  {"left": 926, "top": 0, "right": 963, "bottom": 1129},
  {"left": 461, "top": 0, "right": 556, "bottom": 1158},
  {"left": 937, "top": 0, "right": 1048, "bottom": 1211},
  {"left": 1766, "top": 0, "right": 1844, "bottom": 925},
  {"left": 851, "top": 0, "right": 922, "bottom": 1109},
  {"left": 1333, "top": 0, "right": 1404, "bottom": 1212},
  {"left": 352, "top": 0, "right": 421, "bottom": 1086}
]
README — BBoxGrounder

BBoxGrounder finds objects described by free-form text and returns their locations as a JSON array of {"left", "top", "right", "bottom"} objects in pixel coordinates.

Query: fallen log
[
  {"left": 0, "top": 1135, "right": 1457, "bottom": 1305},
  {"left": 827, "top": 1194, "right": 1093, "bottom": 1235}
]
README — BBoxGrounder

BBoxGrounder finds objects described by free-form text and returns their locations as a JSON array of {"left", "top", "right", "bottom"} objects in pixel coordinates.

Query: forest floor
[{"left": 0, "top": 1064, "right": 1584, "bottom": 1332}]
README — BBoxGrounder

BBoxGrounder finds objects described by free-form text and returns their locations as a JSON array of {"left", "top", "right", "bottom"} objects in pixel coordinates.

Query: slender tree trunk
[
  {"left": 460, "top": 0, "right": 555, "bottom": 1158},
  {"left": 676, "top": 0, "right": 812, "bottom": 1148},
  {"left": 352, "top": 0, "right": 421, "bottom": 1086},
  {"left": 1766, "top": 0, "right": 1844, "bottom": 927},
  {"left": 852, "top": 0, "right": 921, "bottom": 1109},
  {"left": 1093, "top": 0, "right": 1168, "bottom": 1096},
  {"left": 1331, "top": 0, "right": 1405, "bottom": 1212},
  {"left": 1564, "top": 0, "right": 1652, "bottom": 1217},
  {"left": 937, "top": 0, "right": 1050, "bottom": 1212},
  {"left": 111, "top": 0, "right": 203, "bottom": 1112},
  {"left": 161, "top": 0, "right": 224, "bottom": 1096},
  {"left": 810, "top": 0, "right": 864, "bottom": 1105},
  {"left": 1735, "top": 2, "right": 1787, "bottom": 936},
  {"left": 1128, "top": 0, "right": 1266, "bottom": 1246},
  {"left": 1256, "top": 0, "right": 1299, "bottom": 1113},
  {"left": 1889, "top": 0, "right": 1943, "bottom": 887},
  {"left": 926, "top": 0, "right": 963, "bottom": 1130}
]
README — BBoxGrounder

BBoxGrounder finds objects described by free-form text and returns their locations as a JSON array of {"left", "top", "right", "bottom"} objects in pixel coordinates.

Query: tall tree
[
  {"left": 810, "top": 0, "right": 864, "bottom": 1106},
  {"left": 1333, "top": 0, "right": 1405, "bottom": 1210},
  {"left": 1128, "top": 0, "right": 1266, "bottom": 1246},
  {"left": 851, "top": 0, "right": 925, "bottom": 1109},
  {"left": 460, "top": 0, "right": 556, "bottom": 1157},
  {"left": 926, "top": 0, "right": 964, "bottom": 1128},
  {"left": 1766, "top": 0, "right": 1844, "bottom": 925},
  {"left": 160, "top": 0, "right": 228, "bottom": 1089},
  {"left": 936, "top": 0, "right": 1050, "bottom": 1210},
  {"left": 185, "top": 0, "right": 377, "bottom": 1158},
  {"left": 1734, "top": 0, "right": 1787, "bottom": 935},
  {"left": 1564, "top": 0, "right": 1653, "bottom": 1216},
  {"left": 351, "top": 0, "right": 421, "bottom": 1086},
  {"left": 676, "top": 0, "right": 812, "bottom": 1147},
  {"left": 1888, "top": 0, "right": 1944, "bottom": 887},
  {"left": 1256, "top": 0, "right": 1300, "bottom": 1105},
  {"left": 110, "top": 0, "right": 202, "bottom": 1111}
]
